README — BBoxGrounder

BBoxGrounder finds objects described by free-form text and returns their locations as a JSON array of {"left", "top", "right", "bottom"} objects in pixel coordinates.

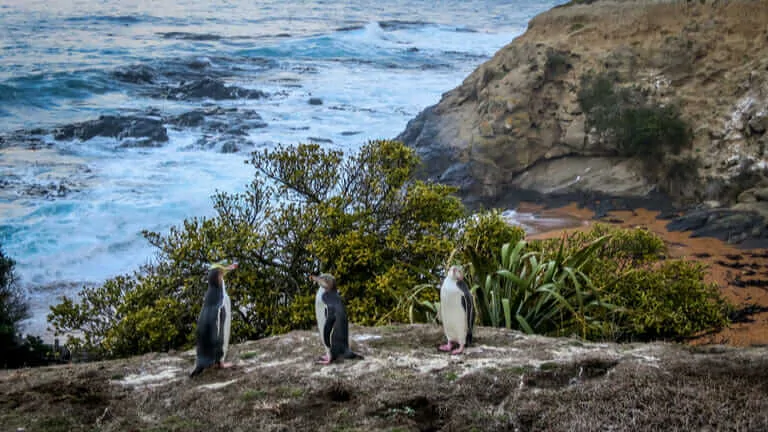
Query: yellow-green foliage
[
  {"left": 459, "top": 210, "right": 526, "bottom": 267},
  {"left": 522, "top": 224, "right": 730, "bottom": 341},
  {"left": 598, "top": 260, "right": 731, "bottom": 341},
  {"left": 49, "top": 140, "right": 465, "bottom": 358}
]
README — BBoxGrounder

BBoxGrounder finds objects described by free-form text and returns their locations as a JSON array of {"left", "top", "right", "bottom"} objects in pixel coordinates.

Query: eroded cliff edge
[{"left": 398, "top": 0, "right": 768, "bottom": 238}]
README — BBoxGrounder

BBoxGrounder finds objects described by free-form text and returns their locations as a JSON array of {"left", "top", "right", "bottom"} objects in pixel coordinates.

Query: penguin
[
  {"left": 310, "top": 273, "right": 363, "bottom": 365},
  {"left": 190, "top": 260, "right": 238, "bottom": 378},
  {"left": 438, "top": 265, "right": 475, "bottom": 355}
]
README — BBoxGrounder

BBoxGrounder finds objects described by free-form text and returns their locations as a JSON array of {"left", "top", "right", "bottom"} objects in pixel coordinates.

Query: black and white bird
[
  {"left": 438, "top": 265, "right": 475, "bottom": 355},
  {"left": 310, "top": 273, "right": 363, "bottom": 364},
  {"left": 190, "top": 260, "right": 237, "bottom": 377}
]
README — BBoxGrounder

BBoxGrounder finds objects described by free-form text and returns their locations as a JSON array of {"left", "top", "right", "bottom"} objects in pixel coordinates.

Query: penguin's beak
[
  {"left": 309, "top": 274, "right": 318, "bottom": 282},
  {"left": 226, "top": 262, "right": 238, "bottom": 271}
]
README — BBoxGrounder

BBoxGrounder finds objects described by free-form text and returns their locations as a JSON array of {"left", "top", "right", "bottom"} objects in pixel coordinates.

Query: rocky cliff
[
  {"left": 398, "top": 0, "right": 768, "bottom": 218},
  {"left": 2, "top": 324, "right": 768, "bottom": 431}
]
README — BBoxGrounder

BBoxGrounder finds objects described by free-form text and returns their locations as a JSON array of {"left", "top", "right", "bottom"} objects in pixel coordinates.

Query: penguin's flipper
[
  {"left": 322, "top": 305, "right": 337, "bottom": 350},
  {"left": 459, "top": 280, "right": 475, "bottom": 346}
]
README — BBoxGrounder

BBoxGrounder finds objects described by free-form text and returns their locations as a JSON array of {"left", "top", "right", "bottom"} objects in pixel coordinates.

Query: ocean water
[{"left": 0, "top": 0, "right": 567, "bottom": 335}]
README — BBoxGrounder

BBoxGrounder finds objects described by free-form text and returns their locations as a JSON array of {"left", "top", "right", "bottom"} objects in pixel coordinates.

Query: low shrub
[
  {"left": 0, "top": 246, "right": 27, "bottom": 354},
  {"left": 465, "top": 224, "right": 730, "bottom": 341},
  {"left": 1, "top": 246, "right": 70, "bottom": 368}
]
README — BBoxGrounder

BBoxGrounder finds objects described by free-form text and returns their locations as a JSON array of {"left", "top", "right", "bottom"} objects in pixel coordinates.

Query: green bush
[
  {"left": 472, "top": 235, "right": 615, "bottom": 338},
  {"left": 1, "top": 246, "right": 28, "bottom": 356},
  {"left": 600, "top": 260, "right": 731, "bottom": 341},
  {"left": 49, "top": 140, "right": 465, "bottom": 358},
  {"left": 542, "top": 225, "right": 728, "bottom": 340},
  {"left": 544, "top": 49, "right": 570, "bottom": 80},
  {"left": 1, "top": 246, "right": 70, "bottom": 368},
  {"left": 577, "top": 72, "right": 692, "bottom": 180},
  {"left": 465, "top": 224, "right": 730, "bottom": 341}
]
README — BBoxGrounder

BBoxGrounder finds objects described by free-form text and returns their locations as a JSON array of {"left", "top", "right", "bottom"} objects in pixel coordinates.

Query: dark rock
[
  {"left": 341, "top": 131, "right": 362, "bottom": 136},
  {"left": 193, "top": 136, "right": 252, "bottom": 154},
  {"left": 169, "top": 110, "right": 206, "bottom": 127},
  {"left": 158, "top": 32, "right": 222, "bottom": 41},
  {"left": 112, "top": 65, "right": 157, "bottom": 84},
  {"left": 53, "top": 115, "right": 168, "bottom": 144},
  {"left": 162, "top": 78, "right": 267, "bottom": 101},
  {"left": 749, "top": 112, "right": 767, "bottom": 135},
  {"left": 220, "top": 141, "right": 240, "bottom": 153},
  {"left": 396, "top": 105, "right": 459, "bottom": 183},
  {"left": 166, "top": 107, "right": 267, "bottom": 132},
  {"left": 308, "top": 97, "right": 323, "bottom": 105},
  {"left": 308, "top": 137, "right": 333, "bottom": 144},
  {"left": 163, "top": 107, "right": 267, "bottom": 153},
  {"left": 667, "top": 209, "right": 768, "bottom": 244}
]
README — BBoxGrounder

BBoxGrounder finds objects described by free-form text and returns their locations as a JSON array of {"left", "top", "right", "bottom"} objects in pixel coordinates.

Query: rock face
[
  {"left": 162, "top": 77, "right": 268, "bottom": 101},
  {"left": 398, "top": 0, "right": 768, "bottom": 214},
  {"left": 1, "top": 325, "right": 767, "bottom": 431},
  {"left": 53, "top": 115, "right": 169, "bottom": 147}
]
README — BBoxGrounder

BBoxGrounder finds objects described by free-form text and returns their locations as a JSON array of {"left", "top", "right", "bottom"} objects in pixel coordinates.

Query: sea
[{"left": 0, "top": 0, "right": 568, "bottom": 337}]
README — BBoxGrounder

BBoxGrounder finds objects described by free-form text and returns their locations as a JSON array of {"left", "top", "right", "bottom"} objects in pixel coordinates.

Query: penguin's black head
[
  {"left": 208, "top": 260, "right": 238, "bottom": 287},
  {"left": 309, "top": 273, "right": 336, "bottom": 291},
  {"left": 447, "top": 265, "right": 464, "bottom": 282}
]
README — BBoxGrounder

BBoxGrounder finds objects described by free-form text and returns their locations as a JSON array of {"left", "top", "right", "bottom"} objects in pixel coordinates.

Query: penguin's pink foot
[
  {"left": 216, "top": 361, "right": 234, "bottom": 369},
  {"left": 450, "top": 344, "right": 465, "bottom": 355},
  {"left": 438, "top": 342, "right": 455, "bottom": 352},
  {"left": 316, "top": 354, "right": 332, "bottom": 365}
]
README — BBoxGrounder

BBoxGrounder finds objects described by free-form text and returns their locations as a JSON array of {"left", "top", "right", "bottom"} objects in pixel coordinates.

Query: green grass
[
  {"left": 539, "top": 362, "right": 559, "bottom": 371},
  {"left": 277, "top": 386, "right": 305, "bottom": 398},
  {"left": 241, "top": 389, "right": 267, "bottom": 401},
  {"left": 240, "top": 351, "right": 259, "bottom": 360}
]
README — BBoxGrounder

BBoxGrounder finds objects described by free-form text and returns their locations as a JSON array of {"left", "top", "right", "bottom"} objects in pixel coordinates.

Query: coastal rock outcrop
[
  {"left": 161, "top": 77, "right": 268, "bottom": 101},
  {"left": 397, "top": 0, "right": 768, "bottom": 222},
  {"left": 53, "top": 115, "right": 169, "bottom": 147}
]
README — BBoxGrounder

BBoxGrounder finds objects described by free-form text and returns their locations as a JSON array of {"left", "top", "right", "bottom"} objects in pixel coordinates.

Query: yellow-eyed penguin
[
  {"left": 310, "top": 273, "right": 363, "bottom": 365},
  {"left": 438, "top": 265, "right": 475, "bottom": 355},
  {"left": 190, "top": 260, "right": 237, "bottom": 377}
]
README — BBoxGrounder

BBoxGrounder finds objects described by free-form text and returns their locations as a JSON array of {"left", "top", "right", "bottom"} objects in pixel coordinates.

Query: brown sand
[{"left": 519, "top": 202, "right": 768, "bottom": 347}]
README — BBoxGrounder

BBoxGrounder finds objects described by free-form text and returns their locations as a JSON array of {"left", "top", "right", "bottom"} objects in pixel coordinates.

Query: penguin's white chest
[
  {"left": 440, "top": 280, "right": 467, "bottom": 342},
  {"left": 221, "top": 286, "right": 232, "bottom": 361},
  {"left": 315, "top": 287, "right": 326, "bottom": 344}
]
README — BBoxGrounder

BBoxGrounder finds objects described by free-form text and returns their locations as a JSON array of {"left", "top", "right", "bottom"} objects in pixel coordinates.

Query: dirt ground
[{"left": 2, "top": 324, "right": 768, "bottom": 432}]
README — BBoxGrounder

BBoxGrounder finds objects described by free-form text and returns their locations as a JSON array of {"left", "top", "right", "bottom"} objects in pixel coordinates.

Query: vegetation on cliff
[
  {"left": 46, "top": 140, "right": 731, "bottom": 360},
  {"left": 1, "top": 246, "right": 69, "bottom": 368},
  {"left": 577, "top": 72, "right": 699, "bottom": 196},
  {"left": 0, "top": 246, "right": 27, "bottom": 357}
]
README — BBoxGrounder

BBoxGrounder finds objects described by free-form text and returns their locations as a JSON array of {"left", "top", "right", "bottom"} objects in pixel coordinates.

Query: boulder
[{"left": 53, "top": 115, "right": 168, "bottom": 145}]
